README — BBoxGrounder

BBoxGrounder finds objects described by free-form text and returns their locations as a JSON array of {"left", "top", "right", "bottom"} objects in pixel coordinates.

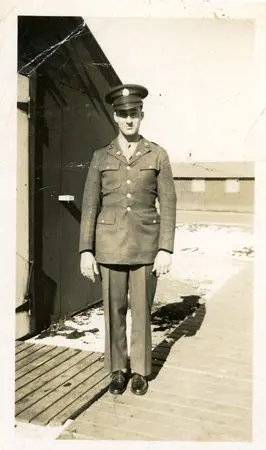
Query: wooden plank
[
  {"left": 29, "top": 361, "right": 106, "bottom": 425},
  {"left": 162, "top": 359, "right": 252, "bottom": 379},
  {"left": 80, "top": 398, "right": 195, "bottom": 434},
  {"left": 15, "top": 347, "right": 80, "bottom": 397},
  {"left": 15, "top": 351, "right": 96, "bottom": 415},
  {"left": 49, "top": 372, "right": 109, "bottom": 426},
  {"left": 15, "top": 347, "right": 73, "bottom": 387},
  {"left": 211, "top": 353, "right": 252, "bottom": 366},
  {"left": 15, "top": 347, "right": 74, "bottom": 382},
  {"left": 15, "top": 342, "right": 36, "bottom": 355},
  {"left": 16, "top": 345, "right": 57, "bottom": 370},
  {"left": 16, "top": 352, "right": 103, "bottom": 420},
  {"left": 152, "top": 375, "right": 252, "bottom": 407},
  {"left": 34, "top": 366, "right": 109, "bottom": 426},
  {"left": 83, "top": 394, "right": 249, "bottom": 428},
  {"left": 148, "top": 386, "right": 252, "bottom": 412},
  {"left": 15, "top": 341, "right": 25, "bottom": 348},
  {"left": 155, "top": 366, "right": 252, "bottom": 390},
  {"left": 113, "top": 392, "right": 250, "bottom": 439},
  {"left": 66, "top": 408, "right": 204, "bottom": 441},
  {"left": 16, "top": 343, "right": 46, "bottom": 361},
  {"left": 155, "top": 366, "right": 252, "bottom": 392},
  {"left": 133, "top": 390, "right": 251, "bottom": 426},
  {"left": 64, "top": 404, "right": 247, "bottom": 442},
  {"left": 101, "top": 392, "right": 247, "bottom": 431}
]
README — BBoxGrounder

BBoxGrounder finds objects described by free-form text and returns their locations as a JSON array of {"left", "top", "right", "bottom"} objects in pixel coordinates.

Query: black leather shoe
[
  {"left": 109, "top": 370, "right": 128, "bottom": 395},
  {"left": 131, "top": 373, "right": 148, "bottom": 395}
]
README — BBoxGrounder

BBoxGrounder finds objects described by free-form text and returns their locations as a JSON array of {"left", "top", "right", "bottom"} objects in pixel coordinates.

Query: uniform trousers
[{"left": 99, "top": 264, "right": 157, "bottom": 377}]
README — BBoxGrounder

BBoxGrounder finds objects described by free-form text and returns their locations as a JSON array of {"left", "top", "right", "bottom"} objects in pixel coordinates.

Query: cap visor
[{"left": 114, "top": 101, "right": 143, "bottom": 111}]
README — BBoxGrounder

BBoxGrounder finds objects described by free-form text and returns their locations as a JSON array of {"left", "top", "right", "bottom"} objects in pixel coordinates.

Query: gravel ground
[{"left": 28, "top": 224, "right": 253, "bottom": 353}]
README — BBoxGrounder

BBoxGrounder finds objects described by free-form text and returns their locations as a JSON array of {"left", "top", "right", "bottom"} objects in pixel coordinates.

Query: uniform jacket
[{"left": 79, "top": 136, "right": 177, "bottom": 264}]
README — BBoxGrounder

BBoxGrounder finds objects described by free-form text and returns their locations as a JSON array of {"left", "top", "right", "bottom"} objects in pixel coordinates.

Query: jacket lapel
[
  {"left": 129, "top": 137, "right": 151, "bottom": 165},
  {"left": 106, "top": 138, "right": 126, "bottom": 164}
]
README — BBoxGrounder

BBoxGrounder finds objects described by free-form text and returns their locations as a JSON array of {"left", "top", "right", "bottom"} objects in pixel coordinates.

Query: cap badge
[{"left": 122, "top": 88, "right": 130, "bottom": 97}]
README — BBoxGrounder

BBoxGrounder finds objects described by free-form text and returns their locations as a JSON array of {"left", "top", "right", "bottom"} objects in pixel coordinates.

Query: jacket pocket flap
[
  {"left": 140, "top": 164, "right": 157, "bottom": 171},
  {"left": 99, "top": 160, "right": 120, "bottom": 171},
  {"left": 142, "top": 216, "right": 160, "bottom": 225},
  {"left": 139, "top": 159, "right": 158, "bottom": 170},
  {"left": 97, "top": 216, "right": 116, "bottom": 225}
]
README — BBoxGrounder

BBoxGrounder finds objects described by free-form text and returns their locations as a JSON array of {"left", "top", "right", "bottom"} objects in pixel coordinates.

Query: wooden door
[
  {"left": 17, "top": 15, "right": 121, "bottom": 334},
  {"left": 34, "top": 72, "right": 117, "bottom": 329},
  {"left": 58, "top": 87, "right": 107, "bottom": 316}
]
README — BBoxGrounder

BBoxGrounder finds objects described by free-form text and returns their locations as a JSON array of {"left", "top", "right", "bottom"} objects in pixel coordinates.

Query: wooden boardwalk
[
  {"left": 14, "top": 262, "right": 253, "bottom": 441},
  {"left": 58, "top": 263, "right": 253, "bottom": 441},
  {"left": 15, "top": 342, "right": 109, "bottom": 426}
]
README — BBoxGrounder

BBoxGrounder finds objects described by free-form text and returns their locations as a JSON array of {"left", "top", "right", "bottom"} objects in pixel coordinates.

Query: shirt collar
[{"left": 106, "top": 136, "right": 151, "bottom": 164}]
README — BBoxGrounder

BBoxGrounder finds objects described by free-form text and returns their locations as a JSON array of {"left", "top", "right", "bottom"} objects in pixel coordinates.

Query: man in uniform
[{"left": 79, "top": 84, "right": 176, "bottom": 396}]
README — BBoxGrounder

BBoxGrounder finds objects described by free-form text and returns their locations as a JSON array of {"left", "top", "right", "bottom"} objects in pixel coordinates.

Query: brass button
[
  {"left": 116, "top": 151, "right": 121, "bottom": 155},
  {"left": 106, "top": 166, "right": 110, "bottom": 169},
  {"left": 153, "top": 219, "right": 157, "bottom": 223},
  {"left": 136, "top": 151, "right": 141, "bottom": 156},
  {"left": 126, "top": 179, "right": 131, "bottom": 184},
  {"left": 101, "top": 219, "right": 105, "bottom": 223},
  {"left": 126, "top": 193, "right": 132, "bottom": 198},
  {"left": 126, "top": 207, "right": 131, "bottom": 212},
  {"left": 126, "top": 166, "right": 131, "bottom": 170}
]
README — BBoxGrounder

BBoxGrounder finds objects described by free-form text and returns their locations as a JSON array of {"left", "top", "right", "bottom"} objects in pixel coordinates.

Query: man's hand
[
  {"left": 152, "top": 250, "right": 172, "bottom": 277},
  {"left": 80, "top": 251, "right": 99, "bottom": 283}
]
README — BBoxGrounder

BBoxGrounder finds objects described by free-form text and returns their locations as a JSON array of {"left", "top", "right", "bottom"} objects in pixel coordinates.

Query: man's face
[{"left": 113, "top": 107, "right": 144, "bottom": 137}]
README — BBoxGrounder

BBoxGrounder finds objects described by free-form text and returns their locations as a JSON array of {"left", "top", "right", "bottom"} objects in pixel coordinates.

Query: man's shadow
[{"left": 148, "top": 295, "right": 206, "bottom": 380}]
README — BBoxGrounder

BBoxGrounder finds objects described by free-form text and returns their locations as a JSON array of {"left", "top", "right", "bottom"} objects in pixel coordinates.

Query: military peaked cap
[{"left": 105, "top": 84, "right": 148, "bottom": 111}]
